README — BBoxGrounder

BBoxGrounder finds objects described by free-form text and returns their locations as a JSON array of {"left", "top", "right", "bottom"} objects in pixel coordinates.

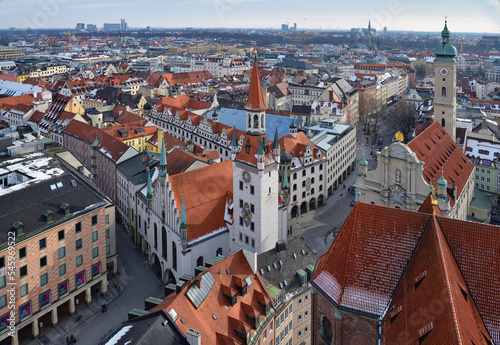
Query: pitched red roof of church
[
  {"left": 169, "top": 160, "right": 233, "bottom": 241},
  {"left": 382, "top": 215, "right": 491, "bottom": 344},
  {"left": 313, "top": 202, "right": 500, "bottom": 344},
  {"left": 407, "top": 122, "right": 474, "bottom": 207},
  {"left": 245, "top": 59, "right": 266, "bottom": 112}
]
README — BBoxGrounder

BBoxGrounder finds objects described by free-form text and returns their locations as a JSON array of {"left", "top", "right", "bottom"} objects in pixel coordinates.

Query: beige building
[{"left": 355, "top": 123, "right": 475, "bottom": 220}]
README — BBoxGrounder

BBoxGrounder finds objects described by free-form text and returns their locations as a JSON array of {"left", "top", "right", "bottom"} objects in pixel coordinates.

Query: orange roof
[
  {"left": 417, "top": 193, "right": 444, "bottom": 217},
  {"left": 101, "top": 121, "right": 157, "bottom": 141},
  {"left": 279, "top": 132, "right": 322, "bottom": 161},
  {"left": 114, "top": 110, "right": 144, "bottom": 124},
  {"left": 150, "top": 250, "right": 273, "bottom": 345},
  {"left": 245, "top": 60, "right": 266, "bottom": 112},
  {"left": 0, "top": 94, "right": 36, "bottom": 107},
  {"left": 314, "top": 202, "right": 500, "bottom": 344},
  {"left": 147, "top": 131, "right": 186, "bottom": 151},
  {"left": 407, "top": 122, "right": 474, "bottom": 207},
  {"left": 166, "top": 148, "right": 208, "bottom": 176},
  {"left": 163, "top": 70, "right": 213, "bottom": 87},
  {"left": 168, "top": 160, "right": 233, "bottom": 241},
  {"left": 235, "top": 134, "right": 277, "bottom": 167},
  {"left": 157, "top": 94, "right": 211, "bottom": 111}
]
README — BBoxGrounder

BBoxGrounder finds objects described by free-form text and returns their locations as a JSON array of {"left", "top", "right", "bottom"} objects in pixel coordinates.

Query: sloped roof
[
  {"left": 166, "top": 148, "right": 209, "bottom": 176},
  {"left": 407, "top": 122, "right": 474, "bottom": 207},
  {"left": 64, "top": 120, "right": 133, "bottom": 162},
  {"left": 235, "top": 134, "right": 277, "bottom": 167},
  {"left": 168, "top": 160, "right": 233, "bottom": 241},
  {"left": 382, "top": 215, "right": 491, "bottom": 344},
  {"left": 157, "top": 94, "right": 211, "bottom": 111},
  {"left": 245, "top": 60, "right": 266, "bottom": 112},
  {"left": 314, "top": 202, "right": 500, "bottom": 344},
  {"left": 279, "top": 132, "right": 323, "bottom": 161},
  {"left": 150, "top": 250, "right": 273, "bottom": 345}
]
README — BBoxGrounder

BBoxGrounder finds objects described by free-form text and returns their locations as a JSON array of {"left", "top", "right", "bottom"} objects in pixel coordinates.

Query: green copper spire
[
  {"left": 434, "top": 20, "right": 457, "bottom": 62},
  {"left": 283, "top": 164, "right": 289, "bottom": 189},
  {"left": 359, "top": 155, "right": 368, "bottom": 167},
  {"left": 257, "top": 134, "right": 264, "bottom": 155},
  {"left": 146, "top": 170, "right": 153, "bottom": 199},
  {"left": 437, "top": 172, "right": 447, "bottom": 187},
  {"left": 273, "top": 124, "right": 280, "bottom": 150},
  {"left": 231, "top": 123, "right": 238, "bottom": 147},
  {"left": 180, "top": 195, "right": 187, "bottom": 230},
  {"left": 160, "top": 133, "right": 167, "bottom": 177}
]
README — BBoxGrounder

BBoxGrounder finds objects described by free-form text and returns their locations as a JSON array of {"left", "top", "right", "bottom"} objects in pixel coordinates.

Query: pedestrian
[
  {"left": 70, "top": 334, "right": 77, "bottom": 343},
  {"left": 66, "top": 336, "right": 70, "bottom": 345}
]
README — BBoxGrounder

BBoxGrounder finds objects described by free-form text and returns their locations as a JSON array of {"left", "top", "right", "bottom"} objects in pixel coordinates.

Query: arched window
[
  {"left": 196, "top": 256, "right": 204, "bottom": 267},
  {"left": 253, "top": 114, "right": 259, "bottom": 129},
  {"left": 442, "top": 118, "right": 446, "bottom": 128},
  {"left": 162, "top": 226, "right": 167, "bottom": 260},
  {"left": 216, "top": 248, "right": 223, "bottom": 257},
  {"left": 172, "top": 242, "right": 177, "bottom": 271},
  {"left": 320, "top": 315, "right": 333, "bottom": 343},
  {"left": 154, "top": 224, "right": 158, "bottom": 249},
  {"left": 441, "top": 87, "right": 446, "bottom": 97}
]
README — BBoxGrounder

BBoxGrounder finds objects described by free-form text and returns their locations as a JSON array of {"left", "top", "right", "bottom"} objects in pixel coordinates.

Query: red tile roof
[
  {"left": 382, "top": 215, "right": 491, "bottom": 344},
  {"left": 157, "top": 94, "right": 211, "bottom": 111},
  {"left": 245, "top": 60, "right": 266, "bottom": 112},
  {"left": 163, "top": 70, "right": 213, "bottom": 87},
  {"left": 279, "top": 132, "right": 323, "bottom": 162},
  {"left": 64, "top": 120, "right": 133, "bottom": 162},
  {"left": 407, "top": 122, "right": 474, "bottom": 207},
  {"left": 314, "top": 202, "right": 500, "bottom": 344},
  {"left": 166, "top": 148, "right": 209, "bottom": 176},
  {"left": 147, "top": 131, "right": 187, "bottom": 151},
  {"left": 101, "top": 121, "right": 157, "bottom": 141},
  {"left": 0, "top": 94, "right": 36, "bottom": 107},
  {"left": 168, "top": 160, "right": 233, "bottom": 241},
  {"left": 235, "top": 134, "right": 277, "bottom": 167},
  {"left": 0, "top": 74, "right": 16, "bottom": 82},
  {"left": 150, "top": 250, "right": 273, "bottom": 345}
]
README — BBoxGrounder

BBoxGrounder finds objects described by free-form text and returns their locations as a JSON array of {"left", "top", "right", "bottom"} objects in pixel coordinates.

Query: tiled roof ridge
[
  {"left": 337, "top": 203, "right": 359, "bottom": 304},
  {"left": 432, "top": 216, "right": 463, "bottom": 344}
]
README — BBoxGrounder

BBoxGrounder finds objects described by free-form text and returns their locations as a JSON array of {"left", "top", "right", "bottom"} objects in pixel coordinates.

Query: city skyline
[{"left": 0, "top": 0, "right": 499, "bottom": 33}]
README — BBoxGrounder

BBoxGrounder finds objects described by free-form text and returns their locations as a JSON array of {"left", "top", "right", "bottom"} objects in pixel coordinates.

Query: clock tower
[{"left": 433, "top": 20, "right": 457, "bottom": 142}]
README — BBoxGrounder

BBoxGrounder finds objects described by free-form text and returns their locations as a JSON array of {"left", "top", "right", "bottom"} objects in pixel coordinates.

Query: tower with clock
[
  {"left": 230, "top": 53, "right": 286, "bottom": 253},
  {"left": 433, "top": 19, "right": 457, "bottom": 142}
]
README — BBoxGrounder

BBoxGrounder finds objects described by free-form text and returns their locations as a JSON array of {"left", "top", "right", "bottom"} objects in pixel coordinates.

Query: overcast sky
[{"left": 0, "top": 0, "right": 499, "bottom": 33}]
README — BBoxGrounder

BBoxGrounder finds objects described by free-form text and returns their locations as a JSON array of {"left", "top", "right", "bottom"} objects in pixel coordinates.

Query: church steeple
[
  {"left": 230, "top": 123, "right": 239, "bottom": 161},
  {"left": 273, "top": 125, "right": 281, "bottom": 161},
  {"left": 245, "top": 50, "right": 266, "bottom": 135}
]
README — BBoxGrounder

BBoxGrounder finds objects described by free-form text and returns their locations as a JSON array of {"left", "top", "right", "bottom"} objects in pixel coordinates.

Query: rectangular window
[
  {"left": 40, "top": 256, "right": 47, "bottom": 268},
  {"left": 58, "top": 229, "right": 65, "bottom": 241},
  {"left": 59, "top": 264, "right": 66, "bottom": 277},
  {"left": 240, "top": 217, "right": 243, "bottom": 226},
  {"left": 0, "top": 295, "right": 6, "bottom": 309},
  {"left": 250, "top": 185, "right": 254, "bottom": 195},
  {"left": 58, "top": 247, "right": 66, "bottom": 259},
  {"left": 92, "top": 247, "right": 99, "bottom": 259},
  {"left": 251, "top": 238, "right": 255, "bottom": 248},
  {"left": 92, "top": 231, "right": 98, "bottom": 242},
  {"left": 105, "top": 214, "right": 110, "bottom": 224},
  {"left": 76, "top": 239, "right": 82, "bottom": 250},
  {"left": 251, "top": 222, "right": 255, "bottom": 232},
  {"left": 92, "top": 215, "right": 98, "bottom": 226},
  {"left": 39, "top": 238, "right": 47, "bottom": 250},
  {"left": 106, "top": 245, "right": 111, "bottom": 255},
  {"left": 239, "top": 199, "right": 243, "bottom": 208},
  {"left": 106, "top": 229, "right": 110, "bottom": 239},
  {"left": 40, "top": 272, "right": 48, "bottom": 287},
  {"left": 75, "top": 222, "right": 82, "bottom": 233},
  {"left": 239, "top": 181, "right": 243, "bottom": 190},
  {"left": 19, "top": 246, "right": 27, "bottom": 259},
  {"left": 20, "top": 283, "right": 28, "bottom": 298},
  {"left": 250, "top": 204, "right": 254, "bottom": 213},
  {"left": 76, "top": 255, "right": 83, "bottom": 267},
  {"left": 20, "top": 265, "right": 27, "bottom": 278},
  {"left": 0, "top": 276, "right": 5, "bottom": 289},
  {"left": 245, "top": 235, "right": 249, "bottom": 244}
]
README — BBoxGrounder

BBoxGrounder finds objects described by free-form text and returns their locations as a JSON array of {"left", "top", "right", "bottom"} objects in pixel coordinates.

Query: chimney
[
  {"left": 275, "top": 240, "right": 286, "bottom": 253},
  {"left": 186, "top": 329, "right": 201, "bottom": 345}
]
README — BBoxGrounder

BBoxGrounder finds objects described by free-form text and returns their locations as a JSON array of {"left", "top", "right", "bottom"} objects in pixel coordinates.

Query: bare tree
[
  {"left": 358, "top": 98, "right": 376, "bottom": 134},
  {"left": 387, "top": 102, "right": 417, "bottom": 143},
  {"left": 370, "top": 105, "right": 387, "bottom": 135}
]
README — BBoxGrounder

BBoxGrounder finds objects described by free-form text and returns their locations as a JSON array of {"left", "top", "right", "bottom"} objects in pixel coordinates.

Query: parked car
[{"left": 350, "top": 200, "right": 356, "bottom": 207}]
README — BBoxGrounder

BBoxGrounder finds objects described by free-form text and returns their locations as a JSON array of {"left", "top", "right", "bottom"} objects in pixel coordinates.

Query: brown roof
[
  {"left": 157, "top": 94, "right": 211, "bottom": 111},
  {"left": 245, "top": 60, "right": 266, "bottom": 112},
  {"left": 407, "top": 122, "right": 474, "bottom": 207},
  {"left": 150, "top": 250, "right": 273, "bottom": 345},
  {"left": 0, "top": 74, "right": 16, "bottom": 82},
  {"left": 101, "top": 121, "right": 157, "bottom": 141},
  {"left": 168, "top": 160, "right": 233, "bottom": 241},
  {"left": 166, "top": 148, "right": 208, "bottom": 176},
  {"left": 314, "top": 202, "right": 500, "bottom": 344}
]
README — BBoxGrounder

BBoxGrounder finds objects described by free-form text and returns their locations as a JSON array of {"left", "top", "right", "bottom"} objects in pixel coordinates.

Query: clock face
[
  {"left": 242, "top": 170, "right": 251, "bottom": 184},
  {"left": 439, "top": 67, "right": 449, "bottom": 77}
]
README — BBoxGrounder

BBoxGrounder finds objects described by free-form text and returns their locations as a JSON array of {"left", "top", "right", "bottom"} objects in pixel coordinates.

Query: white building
[{"left": 189, "top": 56, "right": 249, "bottom": 77}]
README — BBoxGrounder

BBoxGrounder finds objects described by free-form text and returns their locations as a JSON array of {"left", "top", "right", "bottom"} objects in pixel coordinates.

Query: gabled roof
[
  {"left": 235, "top": 134, "right": 277, "bottom": 167},
  {"left": 168, "top": 160, "right": 233, "bottom": 241},
  {"left": 64, "top": 120, "right": 133, "bottom": 162},
  {"left": 166, "top": 148, "right": 209, "bottom": 176},
  {"left": 407, "top": 122, "right": 474, "bottom": 206},
  {"left": 150, "top": 250, "right": 273, "bottom": 345},
  {"left": 382, "top": 215, "right": 491, "bottom": 344},
  {"left": 157, "top": 94, "right": 211, "bottom": 111},
  {"left": 314, "top": 202, "right": 500, "bottom": 344}
]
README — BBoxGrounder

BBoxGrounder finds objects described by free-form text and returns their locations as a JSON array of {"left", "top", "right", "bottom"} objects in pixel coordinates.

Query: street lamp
[{"left": 76, "top": 299, "right": 79, "bottom": 315}]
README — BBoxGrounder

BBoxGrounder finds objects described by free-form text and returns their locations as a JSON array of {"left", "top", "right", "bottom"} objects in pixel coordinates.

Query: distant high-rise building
[
  {"left": 103, "top": 23, "right": 121, "bottom": 31},
  {"left": 76, "top": 23, "right": 85, "bottom": 31},
  {"left": 294, "top": 23, "right": 297, "bottom": 31},
  {"left": 120, "top": 18, "right": 128, "bottom": 31},
  {"left": 281, "top": 24, "right": 289, "bottom": 31},
  {"left": 86, "top": 24, "right": 97, "bottom": 32},
  {"left": 383, "top": 26, "right": 387, "bottom": 35}
]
